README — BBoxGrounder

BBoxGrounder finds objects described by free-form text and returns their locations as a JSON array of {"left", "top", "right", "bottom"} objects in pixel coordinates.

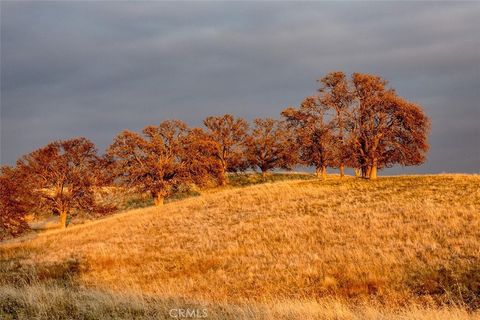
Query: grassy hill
[{"left": 1, "top": 174, "right": 479, "bottom": 319}]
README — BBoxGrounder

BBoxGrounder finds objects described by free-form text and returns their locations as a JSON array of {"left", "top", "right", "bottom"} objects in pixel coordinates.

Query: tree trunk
[
  {"left": 221, "top": 162, "right": 229, "bottom": 185},
  {"left": 339, "top": 164, "right": 345, "bottom": 178},
  {"left": 354, "top": 168, "right": 361, "bottom": 178},
  {"left": 316, "top": 166, "right": 327, "bottom": 180},
  {"left": 321, "top": 165, "right": 327, "bottom": 181},
  {"left": 219, "top": 170, "right": 228, "bottom": 186},
  {"left": 154, "top": 193, "right": 164, "bottom": 206},
  {"left": 370, "top": 159, "right": 378, "bottom": 180},
  {"left": 365, "top": 166, "right": 372, "bottom": 179},
  {"left": 59, "top": 210, "right": 67, "bottom": 229},
  {"left": 261, "top": 170, "right": 267, "bottom": 179}
]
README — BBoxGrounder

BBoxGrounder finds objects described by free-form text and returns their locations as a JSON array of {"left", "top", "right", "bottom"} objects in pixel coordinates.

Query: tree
[
  {"left": 246, "top": 118, "right": 297, "bottom": 177},
  {"left": 318, "top": 71, "right": 354, "bottom": 178},
  {"left": 15, "top": 137, "right": 104, "bottom": 228},
  {"left": 0, "top": 166, "right": 31, "bottom": 238},
  {"left": 282, "top": 97, "right": 335, "bottom": 180},
  {"left": 350, "top": 73, "right": 430, "bottom": 179},
  {"left": 107, "top": 120, "right": 215, "bottom": 206},
  {"left": 182, "top": 127, "right": 224, "bottom": 187},
  {"left": 203, "top": 114, "right": 249, "bottom": 184}
]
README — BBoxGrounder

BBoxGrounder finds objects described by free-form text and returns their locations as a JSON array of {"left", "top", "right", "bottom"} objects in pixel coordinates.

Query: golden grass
[{"left": 1, "top": 174, "right": 479, "bottom": 319}]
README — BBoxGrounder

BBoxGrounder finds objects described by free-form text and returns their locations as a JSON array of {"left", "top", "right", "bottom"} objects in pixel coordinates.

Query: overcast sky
[{"left": 1, "top": 1, "right": 479, "bottom": 174}]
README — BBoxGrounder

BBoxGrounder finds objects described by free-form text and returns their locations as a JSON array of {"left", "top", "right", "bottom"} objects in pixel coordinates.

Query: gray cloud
[{"left": 1, "top": 1, "right": 479, "bottom": 174}]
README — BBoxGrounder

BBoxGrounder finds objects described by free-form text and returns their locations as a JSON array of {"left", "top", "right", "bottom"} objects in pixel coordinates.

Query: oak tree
[
  {"left": 318, "top": 71, "right": 354, "bottom": 177},
  {"left": 107, "top": 120, "right": 216, "bottom": 205},
  {"left": 350, "top": 73, "right": 430, "bottom": 179},
  {"left": 15, "top": 137, "right": 104, "bottom": 228},
  {"left": 245, "top": 118, "right": 297, "bottom": 177},
  {"left": 182, "top": 127, "right": 224, "bottom": 187},
  {"left": 0, "top": 166, "right": 31, "bottom": 238},
  {"left": 203, "top": 114, "right": 249, "bottom": 184},
  {"left": 282, "top": 97, "right": 335, "bottom": 180}
]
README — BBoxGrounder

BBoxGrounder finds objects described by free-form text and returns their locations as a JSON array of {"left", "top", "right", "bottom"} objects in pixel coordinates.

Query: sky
[{"left": 1, "top": 1, "right": 479, "bottom": 174}]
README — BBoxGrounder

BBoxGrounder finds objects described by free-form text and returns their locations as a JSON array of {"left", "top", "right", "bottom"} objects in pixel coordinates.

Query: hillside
[{"left": 1, "top": 175, "right": 479, "bottom": 319}]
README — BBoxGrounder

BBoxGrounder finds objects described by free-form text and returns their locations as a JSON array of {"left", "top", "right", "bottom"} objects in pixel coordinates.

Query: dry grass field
[{"left": 0, "top": 174, "right": 479, "bottom": 319}]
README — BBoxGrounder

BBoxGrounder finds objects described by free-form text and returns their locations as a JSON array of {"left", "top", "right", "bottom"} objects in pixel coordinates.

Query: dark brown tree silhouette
[
  {"left": 246, "top": 118, "right": 297, "bottom": 177},
  {"left": 0, "top": 166, "right": 32, "bottom": 238},
  {"left": 350, "top": 73, "right": 430, "bottom": 179},
  {"left": 203, "top": 114, "right": 249, "bottom": 184},
  {"left": 318, "top": 71, "right": 354, "bottom": 178},
  {"left": 15, "top": 137, "right": 104, "bottom": 228},
  {"left": 282, "top": 97, "right": 335, "bottom": 180}
]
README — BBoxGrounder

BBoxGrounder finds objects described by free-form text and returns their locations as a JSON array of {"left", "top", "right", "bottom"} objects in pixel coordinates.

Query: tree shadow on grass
[{"left": 0, "top": 254, "right": 82, "bottom": 287}]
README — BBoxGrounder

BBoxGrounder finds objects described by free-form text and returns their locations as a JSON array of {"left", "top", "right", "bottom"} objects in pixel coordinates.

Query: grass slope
[{"left": 1, "top": 174, "right": 479, "bottom": 319}]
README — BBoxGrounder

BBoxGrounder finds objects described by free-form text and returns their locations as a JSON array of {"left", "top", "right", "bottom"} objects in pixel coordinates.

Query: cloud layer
[{"left": 1, "top": 2, "right": 479, "bottom": 173}]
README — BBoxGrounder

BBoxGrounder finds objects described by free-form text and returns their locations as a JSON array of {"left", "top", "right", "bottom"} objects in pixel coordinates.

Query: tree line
[{"left": 0, "top": 72, "right": 430, "bottom": 237}]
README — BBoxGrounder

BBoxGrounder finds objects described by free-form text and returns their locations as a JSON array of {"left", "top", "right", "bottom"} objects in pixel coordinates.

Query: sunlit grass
[{"left": 1, "top": 174, "right": 479, "bottom": 319}]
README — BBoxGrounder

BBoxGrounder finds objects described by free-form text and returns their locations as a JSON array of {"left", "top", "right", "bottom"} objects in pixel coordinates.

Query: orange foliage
[{"left": 15, "top": 137, "right": 107, "bottom": 228}]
